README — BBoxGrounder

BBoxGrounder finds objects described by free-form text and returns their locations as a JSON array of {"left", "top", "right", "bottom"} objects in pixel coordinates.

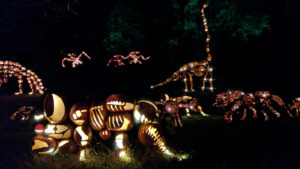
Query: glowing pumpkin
[
  {"left": 78, "top": 148, "right": 94, "bottom": 161},
  {"left": 44, "top": 124, "right": 73, "bottom": 139},
  {"left": 34, "top": 124, "right": 44, "bottom": 135},
  {"left": 115, "top": 132, "right": 129, "bottom": 150},
  {"left": 106, "top": 112, "right": 133, "bottom": 131},
  {"left": 43, "top": 93, "right": 68, "bottom": 123},
  {"left": 99, "top": 129, "right": 111, "bottom": 140},
  {"left": 105, "top": 95, "right": 135, "bottom": 112},
  {"left": 133, "top": 100, "right": 158, "bottom": 124},
  {"left": 74, "top": 125, "right": 92, "bottom": 146},
  {"left": 138, "top": 122, "right": 164, "bottom": 146},
  {"left": 57, "top": 139, "right": 77, "bottom": 154},
  {"left": 70, "top": 102, "right": 89, "bottom": 125},
  {"left": 89, "top": 101, "right": 107, "bottom": 130},
  {"left": 32, "top": 135, "right": 57, "bottom": 154}
]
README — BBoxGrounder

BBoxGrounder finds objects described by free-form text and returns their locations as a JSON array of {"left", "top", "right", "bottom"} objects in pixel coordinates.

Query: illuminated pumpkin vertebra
[
  {"left": 34, "top": 124, "right": 44, "bottom": 135},
  {"left": 70, "top": 102, "right": 89, "bottom": 125},
  {"left": 32, "top": 135, "right": 57, "bottom": 155},
  {"left": 74, "top": 125, "right": 92, "bottom": 146},
  {"left": 133, "top": 100, "right": 158, "bottom": 124},
  {"left": 89, "top": 101, "right": 107, "bottom": 130},
  {"left": 105, "top": 95, "right": 135, "bottom": 112},
  {"left": 57, "top": 139, "right": 77, "bottom": 154},
  {"left": 106, "top": 112, "right": 133, "bottom": 131},
  {"left": 44, "top": 124, "right": 73, "bottom": 139},
  {"left": 115, "top": 132, "right": 129, "bottom": 150},
  {"left": 43, "top": 93, "right": 68, "bottom": 124}
]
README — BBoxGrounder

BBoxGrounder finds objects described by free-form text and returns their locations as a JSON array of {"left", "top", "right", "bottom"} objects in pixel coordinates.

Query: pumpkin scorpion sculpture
[
  {"left": 0, "top": 60, "right": 44, "bottom": 95},
  {"left": 214, "top": 90, "right": 294, "bottom": 123},
  {"left": 31, "top": 93, "right": 187, "bottom": 161}
]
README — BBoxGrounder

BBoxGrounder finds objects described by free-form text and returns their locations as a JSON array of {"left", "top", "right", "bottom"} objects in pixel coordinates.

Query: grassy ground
[{"left": 1, "top": 95, "right": 300, "bottom": 169}]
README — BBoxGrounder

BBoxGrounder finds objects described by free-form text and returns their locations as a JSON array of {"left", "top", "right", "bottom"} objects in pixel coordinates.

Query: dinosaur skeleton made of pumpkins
[{"left": 31, "top": 93, "right": 187, "bottom": 161}]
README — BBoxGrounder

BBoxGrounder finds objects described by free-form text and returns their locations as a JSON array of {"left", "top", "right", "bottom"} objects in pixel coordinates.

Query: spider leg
[
  {"left": 176, "top": 113, "right": 183, "bottom": 127},
  {"left": 261, "top": 110, "right": 269, "bottom": 122},
  {"left": 61, "top": 58, "right": 67, "bottom": 67},
  {"left": 271, "top": 95, "right": 293, "bottom": 118},
  {"left": 224, "top": 111, "right": 233, "bottom": 123},
  {"left": 172, "top": 114, "right": 178, "bottom": 127},
  {"left": 241, "top": 108, "right": 247, "bottom": 121},
  {"left": 249, "top": 106, "right": 257, "bottom": 119},
  {"left": 197, "top": 105, "right": 208, "bottom": 116}
]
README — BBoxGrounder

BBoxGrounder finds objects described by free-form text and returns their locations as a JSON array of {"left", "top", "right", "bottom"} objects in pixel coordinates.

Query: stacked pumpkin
[{"left": 32, "top": 92, "right": 174, "bottom": 160}]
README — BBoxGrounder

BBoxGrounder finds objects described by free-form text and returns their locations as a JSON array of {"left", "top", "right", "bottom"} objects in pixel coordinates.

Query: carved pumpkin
[
  {"left": 32, "top": 135, "right": 57, "bottom": 154},
  {"left": 44, "top": 124, "right": 73, "bottom": 139},
  {"left": 133, "top": 100, "right": 158, "bottom": 124},
  {"left": 115, "top": 132, "right": 129, "bottom": 150},
  {"left": 43, "top": 93, "right": 68, "bottom": 123},
  {"left": 78, "top": 148, "right": 93, "bottom": 161},
  {"left": 138, "top": 122, "right": 164, "bottom": 146},
  {"left": 106, "top": 112, "right": 133, "bottom": 131},
  {"left": 70, "top": 102, "right": 89, "bottom": 125},
  {"left": 57, "top": 139, "right": 77, "bottom": 154},
  {"left": 34, "top": 124, "right": 44, "bottom": 135},
  {"left": 105, "top": 94, "right": 135, "bottom": 112},
  {"left": 89, "top": 101, "right": 107, "bottom": 130},
  {"left": 74, "top": 125, "right": 92, "bottom": 146},
  {"left": 99, "top": 129, "right": 111, "bottom": 140}
]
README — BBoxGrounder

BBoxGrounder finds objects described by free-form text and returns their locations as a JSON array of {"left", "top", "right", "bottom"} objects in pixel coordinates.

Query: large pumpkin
[
  {"left": 133, "top": 100, "right": 158, "bottom": 124},
  {"left": 106, "top": 112, "right": 133, "bottom": 131},
  {"left": 74, "top": 125, "right": 92, "bottom": 146},
  {"left": 44, "top": 124, "right": 73, "bottom": 139},
  {"left": 138, "top": 122, "right": 164, "bottom": 146},
  {"left": 70, "top": 102, "right": 89, "bottom": 125},
  {"left": 32, "top": 135, "right": 57, "bottom": 154},
  {"left": 43, "top": 93, "right": 68, "bottom": 123},
  {"left": 105, "top": 95, "right": 135, "bottom": 112},
  {"left": 57, "top": 139, "right": 77, "bottom": 154},
  {"left": 89, "top": 101, "right": 107, "bottom": 130}
]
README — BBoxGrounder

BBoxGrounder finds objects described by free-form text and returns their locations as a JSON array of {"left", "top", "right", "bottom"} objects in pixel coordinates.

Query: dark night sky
[{"left": 0, "top": 0, "right": 299, "bottom": 101}]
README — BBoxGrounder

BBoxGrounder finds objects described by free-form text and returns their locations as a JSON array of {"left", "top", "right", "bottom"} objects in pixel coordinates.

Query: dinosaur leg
[
  {"left": 261, "top": 110, "right": 269, "bottom": 122},
  {"left": 188, "top": 73, "right": 194, "bottom": 92},
  {"left": 209, "top": 68, "right": 213, "bottom": 92},
  {"left": 197, "top": 105, "right": 208, "bottom": 116},
  {"left": 185, "top": 108, "right": 191, "bottom": 116},
  {"left": 184, "top": 74, "right": 188, "bottom": 92},
  {"left": 15, "top": 75, "right": 23, "bottom": 95},
  {"left": 249, "top": 106, "right": 257, "bottom": 119},
  {"left": 176, "top": 113, "right": 183, "bottom": 127},
  {"left": 202, "top": 71, "right": 208, "bottom": 91},
  {"left": 172, "top": 114, "right": 178, "bottom": 127},
  {"left": 240, "top": 108, "right": 247, "bottom": 121}
]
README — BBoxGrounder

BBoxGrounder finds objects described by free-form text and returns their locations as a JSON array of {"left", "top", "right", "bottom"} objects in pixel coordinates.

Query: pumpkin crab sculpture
[{"left": 32, "top": 93, "right": 186, "bottom": 161}]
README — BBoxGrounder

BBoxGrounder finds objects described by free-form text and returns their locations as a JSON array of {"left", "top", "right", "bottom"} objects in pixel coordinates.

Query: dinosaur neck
[{"left": 201, "top": 4, "right": 212, "bottom": 62}]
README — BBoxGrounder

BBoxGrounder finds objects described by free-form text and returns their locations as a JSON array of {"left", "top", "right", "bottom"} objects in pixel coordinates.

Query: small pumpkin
[
  {"left": 43, "top": 93, "right": 68, "bottom": 123},
  {"left": 105, "top": 94, "right": 135, "bottom": 112},
  {"left": 89, "top": 101, "right": 107, "bottom": 130},
  {"left": 73, "top": 125, "right": 92, "bottom": 146},
  {"left": 70, "top": 102, "right": 89, "bottom": 125},
  {"left": 57, "top": 139, "right": 77, "bottom": 154},
  {"left": 44, "top": 124, "right": 73, "bottom": 139},
  {"left": 99, "top": 129, "right": 111, "bottom": 140},
  {"left": 32, "top": 135, "right": 57, "bottom": 154},
  {"left": 106, "top": 112, "right": 133, "bottom": 131}
]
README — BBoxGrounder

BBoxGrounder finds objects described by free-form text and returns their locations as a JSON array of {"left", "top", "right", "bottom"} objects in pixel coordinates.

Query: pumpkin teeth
[{"left": 107, "top": 101, "right": 126, "bottom": 106}]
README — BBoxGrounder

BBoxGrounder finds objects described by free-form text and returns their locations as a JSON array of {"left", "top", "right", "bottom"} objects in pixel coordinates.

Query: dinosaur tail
[
  {"left": 201, "top": 4, "right": 212, "bottom": 62},
  {"left": 151, "top": 72, "right": 181, "bottom": 89}
]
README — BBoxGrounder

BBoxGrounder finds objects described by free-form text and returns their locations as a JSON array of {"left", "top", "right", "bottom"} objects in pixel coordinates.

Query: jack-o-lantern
[
  {"left": 70, "top": 102, "right": 89, "bottom": 125},
  {"left": 105, "top": 95, "right": 135, "bottom": 112},
  {"left": 138, "top": 122, "right": 164, "bottom": 146},
  {"left": 99, "top": 129, "right": 111, "bottom": 140},
  {"left": 133, "top": 100, "right": 158, "bottom": 124},
  {"left": 78, "top": 148, "right": 94, "bottom": 161},
  {"left": 57, "top": 139, "right": 77, "bottom": 154},
  {"left": 43, "top": 93, "right": 68, "bottom": 123},
  {"left": 115, "top": 132, "right": 129, "bottom": 150},
  {"left": 106, "top": 112, "right": 133, "bottom": 131},
  {"left": 89, "top": 101, "right": 107, "bottom": 130},
  {"left": 32, "top": 135, "right": 57, "bottom": 154},
  {"left": 44, "top": 124, "right": 73, "bottom": 139},
  {"left": 74, "top": 125, "right": 92, "bottom": 146},
  {"left": 34, "top": 124, "right": 44, "bottom": 135}
]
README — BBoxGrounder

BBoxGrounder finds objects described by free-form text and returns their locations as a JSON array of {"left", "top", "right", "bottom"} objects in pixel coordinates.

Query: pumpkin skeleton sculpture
[
  {"left": 214, "top": 90, "right": 294, "bottom": 123},
  {"left": 0, "top": 60, "right": 44, "bottom": 95},
  {"left": 32, "top": 93, "right": 185, "bottom": 160},
  {"left": 151, "top": 4, "right": 213, "bottom": 92}
]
